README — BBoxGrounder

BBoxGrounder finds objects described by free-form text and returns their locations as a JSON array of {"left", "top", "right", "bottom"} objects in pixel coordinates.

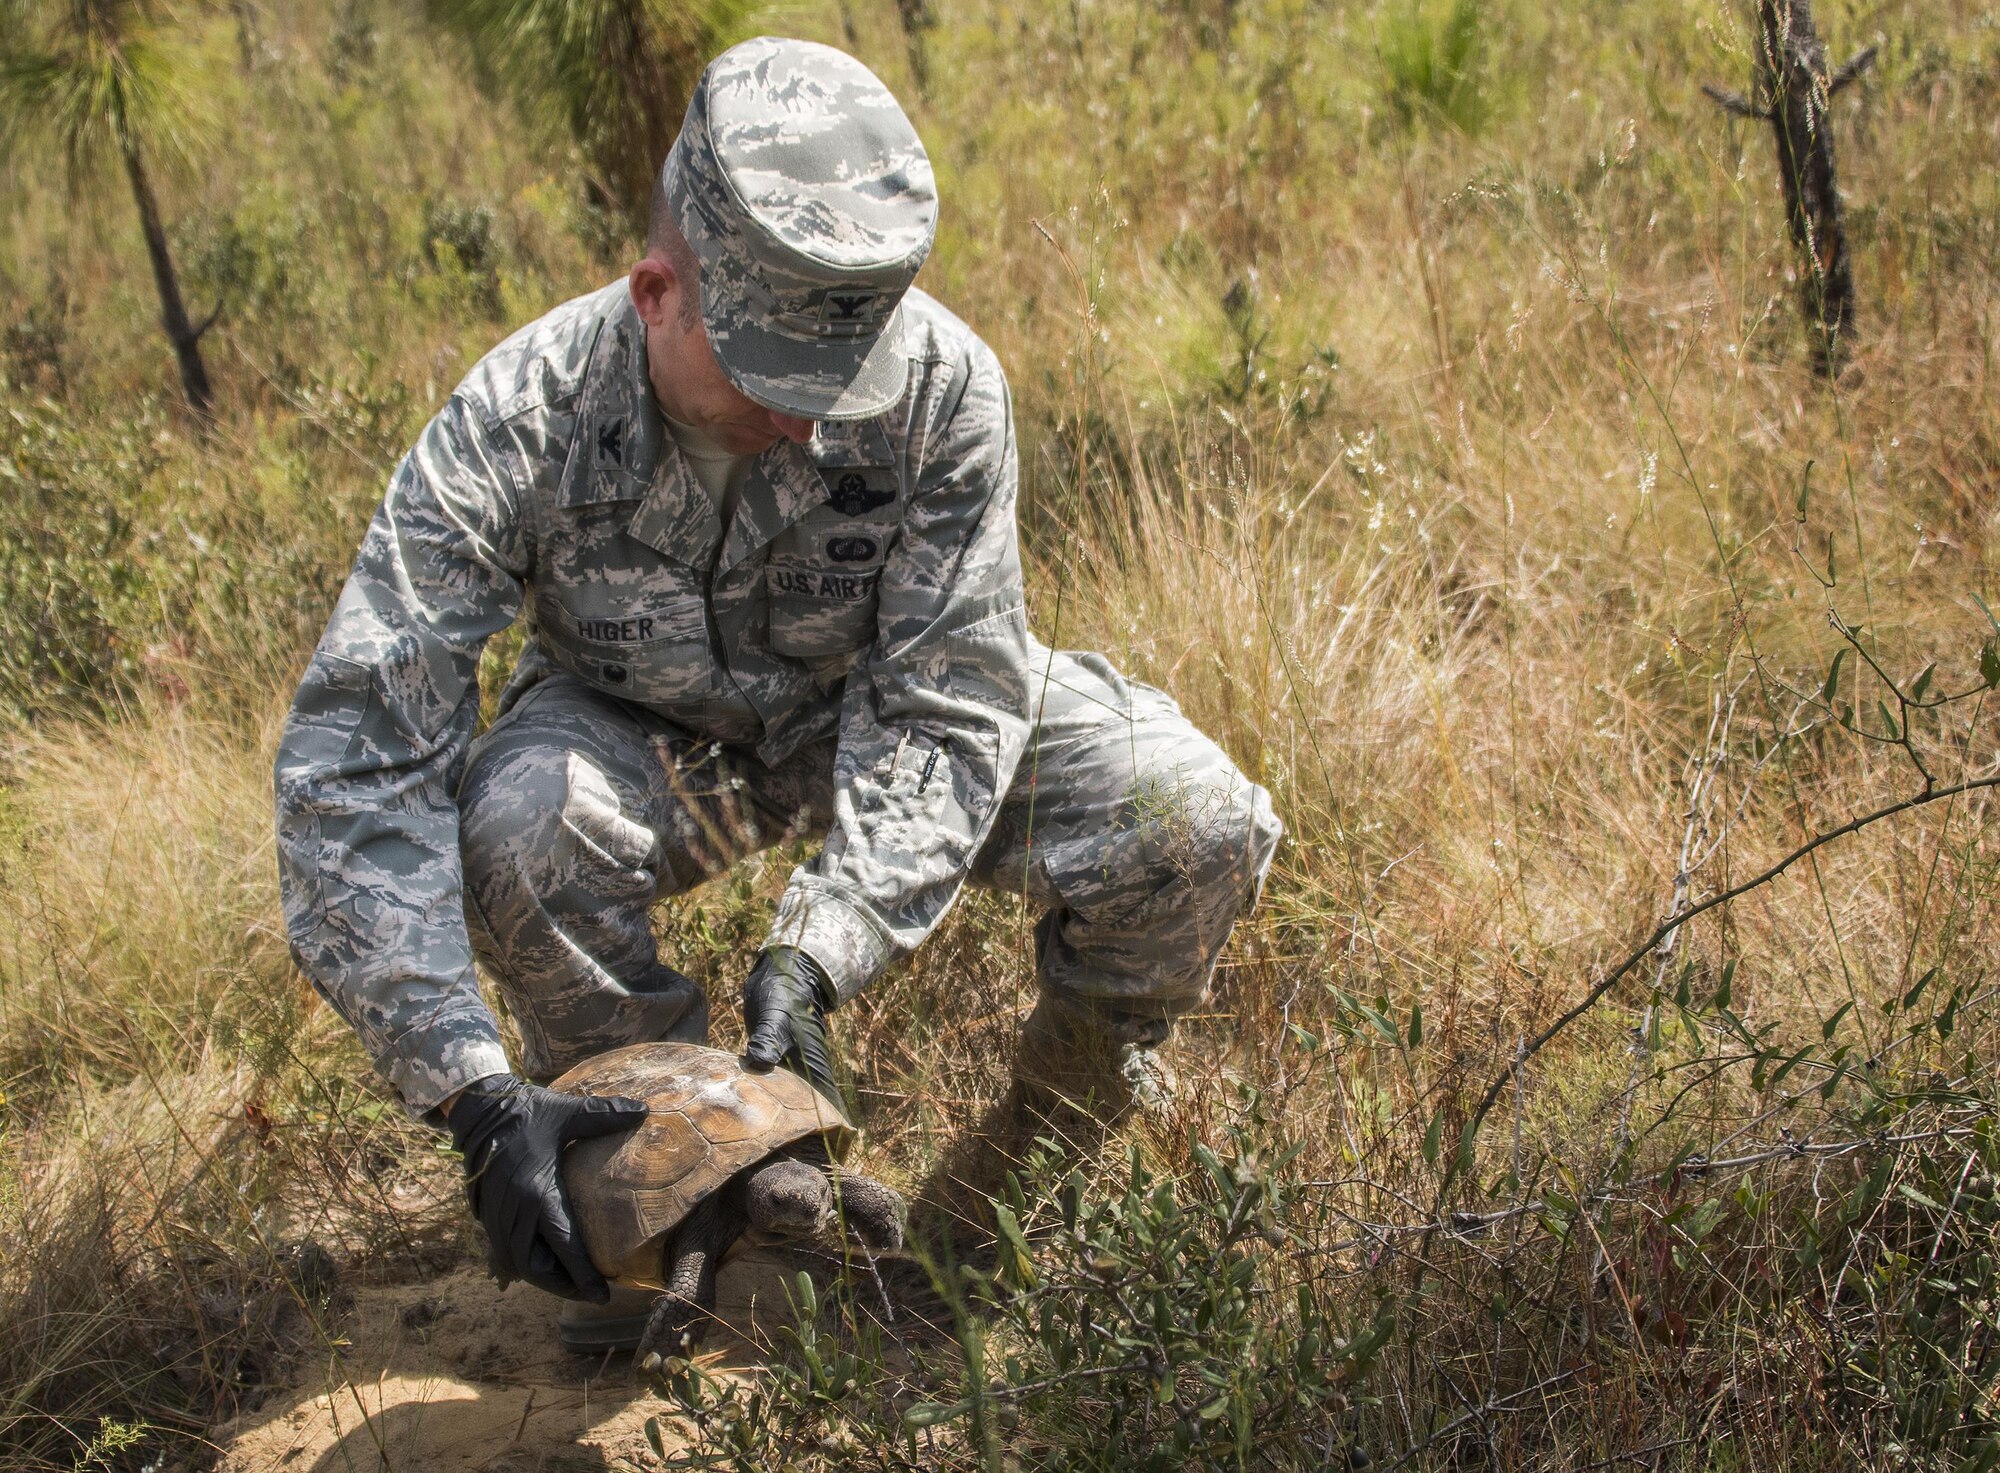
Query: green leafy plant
[
  {"left": 1378, "top": 0, "right": 1491, "bottom": 135},
  {"left": 648, "top": 1121, "right": 1390, "bottom": 1471},
  {"left": 0, "top": 399, "right": 167, "bottom": 717},
  {"left": 422, "top": 0, "right": 751, "bottom": 224}
]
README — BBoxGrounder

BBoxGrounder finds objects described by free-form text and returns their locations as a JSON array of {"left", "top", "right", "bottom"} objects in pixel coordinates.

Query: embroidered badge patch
[
  {"left": 827, "top": 536, "right": 879, "bottom": 563},
  {"left": 813, "top": 288, "right": 894, "bottom": 334},
  {"left": 773, "top": 567, "right": 877, "bottom": 600},
  {"left": 820, "top": 467, "right": 896, "bottom": 517}
]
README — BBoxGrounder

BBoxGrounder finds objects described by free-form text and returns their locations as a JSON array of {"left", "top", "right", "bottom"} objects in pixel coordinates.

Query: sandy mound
[{"left": 213, "top": 1252, "right": 801, "bottom": 1473}]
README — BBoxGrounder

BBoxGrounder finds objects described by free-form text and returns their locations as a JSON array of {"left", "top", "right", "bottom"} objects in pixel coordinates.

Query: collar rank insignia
[
  {"left": 596, "top": 418, "right": 625, "bottom": 467},
  {"left": 821, "top": 467, "right": 896, "bottom": 517}
]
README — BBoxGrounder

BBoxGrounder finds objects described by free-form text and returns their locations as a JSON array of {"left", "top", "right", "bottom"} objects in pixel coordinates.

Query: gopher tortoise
[{"left": 553, "top": 1042, "right": 904, "bottom": 1365}]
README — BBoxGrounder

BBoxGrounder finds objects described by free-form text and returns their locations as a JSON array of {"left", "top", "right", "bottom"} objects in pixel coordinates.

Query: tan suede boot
[{"left": 1011, "top": 991, "right": 1177, "bottom": 1128}]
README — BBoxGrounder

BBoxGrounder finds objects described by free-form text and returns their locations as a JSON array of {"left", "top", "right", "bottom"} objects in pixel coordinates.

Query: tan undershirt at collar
[{"left": 662, "top": 412, "right": 756, "bottom": 525}]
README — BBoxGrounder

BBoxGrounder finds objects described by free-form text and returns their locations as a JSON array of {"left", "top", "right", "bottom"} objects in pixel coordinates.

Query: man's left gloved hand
[
  {"left": 444, "top": 1074, "right": 649, "bottom": 1301},
  {"left": 741, "top": 946, "right": 839, "bottom": 1102}
]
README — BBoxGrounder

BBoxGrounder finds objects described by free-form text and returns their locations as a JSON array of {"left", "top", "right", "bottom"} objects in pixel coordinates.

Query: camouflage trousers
[{"left": 457, "top": 649, "right": 1281, "bottom": 1083}]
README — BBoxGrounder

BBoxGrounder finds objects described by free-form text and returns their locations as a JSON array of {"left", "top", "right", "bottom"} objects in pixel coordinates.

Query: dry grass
[{"left": 2, "top": 0, "right": 1998, "bottom": 1466}]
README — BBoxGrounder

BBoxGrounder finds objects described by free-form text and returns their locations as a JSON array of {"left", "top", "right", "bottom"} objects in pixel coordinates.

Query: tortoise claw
[{"left": 637, "top": 1288, "right": 709, "bottom": 1370}]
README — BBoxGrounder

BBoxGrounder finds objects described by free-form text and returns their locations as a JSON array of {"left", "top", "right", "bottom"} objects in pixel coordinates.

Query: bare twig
[
  {"left": 1455, "top": 771, "right": 2000, "bottom": 1166},
  {"left": 1575, "top": 1435, "right": 1702, "bottom": 1470},
  {"left": 1702, "top": 84, "right": 1767, "bottom": 120},
  {"left": 1375, "top": 1368, "right": 1582, "bottom": 1470},
  {"left": 1608, "top": 685, "right": 1741, "bottom": 1184},
  {"left": 1305, "top": 1120, "right": 1988, "bottom": 1257},
  {"left": 1828, "top": 45, "right": 1878, "bottom": 95}
]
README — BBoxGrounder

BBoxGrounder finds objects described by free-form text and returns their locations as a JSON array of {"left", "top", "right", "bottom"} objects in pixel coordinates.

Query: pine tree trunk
[
  {"left": 895, "top": 0, "right": 935, "bottom": 98},
  {"left": 586, "top": 1, "right": 700, "bottom": 226},
  {"left": 1757, "top": 0, "right": 1854, "bottom": 376},
  {"left": 230, "top": 0, "right": 259, "bottom": 70},
  {"left": 120, "top": 132, "right": 215, "bottom": 424}
]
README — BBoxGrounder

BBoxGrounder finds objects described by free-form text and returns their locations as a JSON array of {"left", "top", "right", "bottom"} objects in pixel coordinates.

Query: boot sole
[{"left": 559, "top": 1312, "right": 650, "bottom": 1355}]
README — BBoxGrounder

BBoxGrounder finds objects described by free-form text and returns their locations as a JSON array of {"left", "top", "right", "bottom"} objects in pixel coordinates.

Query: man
[{"left": 274, "top": 36, "right": 1279, "bottom": 1351}]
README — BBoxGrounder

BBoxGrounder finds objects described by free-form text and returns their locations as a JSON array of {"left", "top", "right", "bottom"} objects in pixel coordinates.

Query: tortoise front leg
[
  {"left": 825, "top": 1165, "right": 906, "bottom": 1250},
  {"left": 637, "top": 1189, "right": 746, "bottom": 1371}
]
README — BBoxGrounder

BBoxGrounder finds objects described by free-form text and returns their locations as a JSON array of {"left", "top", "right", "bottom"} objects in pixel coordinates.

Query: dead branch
[
  {"left": 1455, "top": 769, "right": 2000, "bottom": 1174},
  {"left": 1701, "top": 84, "right": 1766, "bottom": 120},
  {"left": 1828, "top": 45, "right": 1878, "bottom": 95},
  {"left": 1704, "top": 0, "right": 1866, "bottom": 374}
]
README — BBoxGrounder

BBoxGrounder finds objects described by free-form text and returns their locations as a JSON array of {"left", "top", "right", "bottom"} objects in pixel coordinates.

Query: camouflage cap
[{"left": 664, "top": 37, "right": 937, "bottom": 422}]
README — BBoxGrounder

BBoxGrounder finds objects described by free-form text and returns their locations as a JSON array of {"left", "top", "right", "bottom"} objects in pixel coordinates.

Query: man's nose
[{"left": 769, "top": 412, "right": 816, "bottom": 443}]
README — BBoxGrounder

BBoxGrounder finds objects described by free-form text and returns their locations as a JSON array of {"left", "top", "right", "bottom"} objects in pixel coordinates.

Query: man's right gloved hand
[
  {"left": 741, "top": 946, "right": 839, "bottom": 1102},
  {"left": 444, "top": 1075, "right": 648, "bottom": 1302}
]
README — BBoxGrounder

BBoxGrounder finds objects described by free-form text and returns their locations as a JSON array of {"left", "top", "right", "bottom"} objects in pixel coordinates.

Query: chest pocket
[
  {"left": 766, "top": 555, "right": 881, "bottom": 660},
  {"left": 535, "top": 586, "right": 712, "bottom": 704}
]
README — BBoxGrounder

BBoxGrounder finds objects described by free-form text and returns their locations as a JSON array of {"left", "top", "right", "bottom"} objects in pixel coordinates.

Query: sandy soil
[{"left": 211, "top": 1253, "right": 801, "bottom": 1473}]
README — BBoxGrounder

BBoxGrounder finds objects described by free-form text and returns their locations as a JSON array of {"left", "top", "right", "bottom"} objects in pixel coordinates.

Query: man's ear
[{"left": 628, "top": 255, "right": 677, "bottom": 329}]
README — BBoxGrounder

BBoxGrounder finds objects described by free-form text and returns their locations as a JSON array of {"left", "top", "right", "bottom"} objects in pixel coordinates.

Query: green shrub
[
  {"left": 651, "top": 1118, "right": 1391, "bottom": 1471},
  {"left": 0, "top": 402, "right": 172, "bottom": 720},
  {"left": 0, "top": 394, "right": 363, "bottom": 724},
  {"left": 178, "top": 199, "right": 314, "bottom": 329},
  {"left": 1378, "top": 0, "right": 1491, "bottom": 135}
]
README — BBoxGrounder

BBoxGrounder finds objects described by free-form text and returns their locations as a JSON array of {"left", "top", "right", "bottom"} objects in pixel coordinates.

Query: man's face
[{"left": 628, "top": 254, "right": 816, "bottom": 456}]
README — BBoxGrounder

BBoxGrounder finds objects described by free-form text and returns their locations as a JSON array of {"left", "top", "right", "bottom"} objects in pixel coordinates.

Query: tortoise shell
[{"left": 553, "top": 1042, "right": 854, "bottom": 1286}]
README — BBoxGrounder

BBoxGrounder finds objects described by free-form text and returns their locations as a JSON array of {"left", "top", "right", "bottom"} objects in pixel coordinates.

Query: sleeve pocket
[{"left": 844, "top": 730, "right": 996, "bottom": 893}]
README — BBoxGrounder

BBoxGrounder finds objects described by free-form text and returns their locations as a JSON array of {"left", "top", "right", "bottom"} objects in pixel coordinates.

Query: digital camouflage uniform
[{"left": 272, "top": 38, "right": 1280, "bottom": 1116}]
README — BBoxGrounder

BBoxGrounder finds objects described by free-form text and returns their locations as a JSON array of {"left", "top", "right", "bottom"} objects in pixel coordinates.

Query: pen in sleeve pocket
[{"left": 917, "top": 740, "right": 946, "bottom": 794}]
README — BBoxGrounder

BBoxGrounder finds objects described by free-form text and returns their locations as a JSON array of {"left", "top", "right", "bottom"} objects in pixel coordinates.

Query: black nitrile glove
[
  {"left": 741, "top": 946, "right": 838, "bottom": 1102},
  {"left": 445, "top": 1074, "right": 648, "bottom": 1301}
]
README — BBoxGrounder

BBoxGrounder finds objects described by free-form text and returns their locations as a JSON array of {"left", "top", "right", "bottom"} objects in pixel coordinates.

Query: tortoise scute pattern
[{"left": 553, "top": 1042, "right": 854, "bottom": 1285}]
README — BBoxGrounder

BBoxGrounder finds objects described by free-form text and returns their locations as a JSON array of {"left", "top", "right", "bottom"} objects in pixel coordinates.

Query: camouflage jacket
[{"left": 273, "top": 282, "right": 1030, "bottom": 1110}]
